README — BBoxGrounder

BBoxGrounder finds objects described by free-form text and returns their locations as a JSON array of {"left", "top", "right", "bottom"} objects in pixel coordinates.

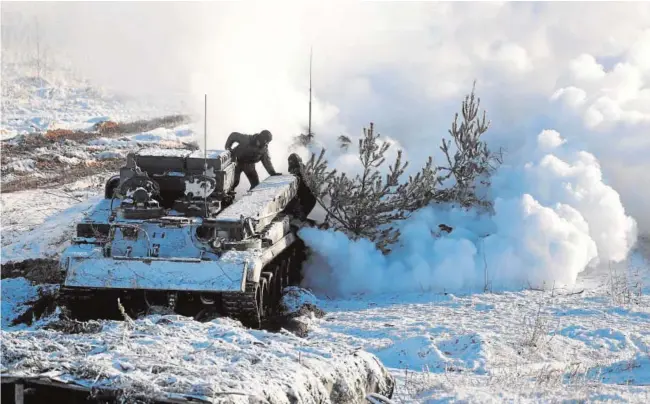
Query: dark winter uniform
[
  {"left": 286, "top": 153, "right": 317, "bottom": 221},
  {"left": 225, "top": 131, "right": 279, "bottom": 192}
]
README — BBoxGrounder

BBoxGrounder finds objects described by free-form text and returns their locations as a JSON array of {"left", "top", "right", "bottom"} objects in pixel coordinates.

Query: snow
[
  {"left": 299, "top": 268, "right": 650, "bottom": 402},
  {"left": 189, "top": 149, "right": 230, "bottom": 159},
  {"left": 86, "top": 128, "right": 196, "bottom": 149},
  {"left": 96, "top": 150, "right": 125, "bottom": 160},
  {"left": 1, "top": 196, "right": 100, "bottom": 264},
  {"left": 0, "top": 62, "right": 185, "bottom": 140},
  {"left": 57, "top": 155, "right": 82, "bottom": 165},
  {"left": 131, "top": 127, "right": 195, "bottom": 144},
  {"left": 3, "top": 57, "right": 650, "bottom": 403},
  {"left": 281, "top": 286, "right": 320, "bottom": 313},
  {"left": 1, "top": 278, "right": 40, "bottom": 329},
  {"left": 2, "top": 181, "right": 650, "bottom": 404},
  {"left": 3, "top": 256, "right": 649, "bottom": 402},
  {"left": 135, "top": 147, "right": 194, "bottom": 158},
  {"left": 5, "top": 158, "right": 36, "bottom": 172},
  {"left": 1, "top": 313, "right": 393, "bottom": 403},
  {"left": 63, "top": 254, "right": 246, "bottom": 292},
  {"left": 217, "top": 175, "right": 298, "bottom": 222},
  {"left": 1, "top": 177, "right": 104, "bottom": 264},
  {"left": 300, "top": 129, "right": 638, "bottom": 296}
]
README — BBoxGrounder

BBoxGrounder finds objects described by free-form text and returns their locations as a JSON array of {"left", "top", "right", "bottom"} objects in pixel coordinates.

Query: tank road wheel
[
  {"left": 258, "top": 278, "right": 270, "bottom": 320},
  {"left": 220, "top": 242, "right": 309, "bottom": 329}
]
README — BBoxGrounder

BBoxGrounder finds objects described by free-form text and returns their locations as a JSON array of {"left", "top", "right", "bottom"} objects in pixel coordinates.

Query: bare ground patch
[
  {"left": 1, "top": 159, "right": 123, "bottom": 193},
  {"left": 1, "top": 258, "right": 62, "bottom": 283},
  {"left": 93, "top": 114, "right": 188, "bottom": 135},
  {"left": 1, "top": 114, "right": 193, "bottom": 193}
]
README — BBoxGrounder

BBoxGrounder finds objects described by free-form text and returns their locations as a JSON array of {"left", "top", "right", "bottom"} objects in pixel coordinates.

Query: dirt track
[
  {"left": 1, "top": 160, "right": 123, "bottom": 193},
  {"left": 1, "top": 114, "right": 192, "bottom": 194}
]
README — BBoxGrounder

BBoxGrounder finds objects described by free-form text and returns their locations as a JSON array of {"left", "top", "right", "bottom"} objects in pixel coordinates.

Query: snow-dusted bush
[{"left": 302, "top": 83, "right": 499, "bottom": 252}]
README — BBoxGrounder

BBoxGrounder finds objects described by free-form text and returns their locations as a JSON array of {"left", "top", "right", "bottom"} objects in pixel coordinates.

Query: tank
[{"left": 58, "top": 147, "right": 314, "bottom": 328}]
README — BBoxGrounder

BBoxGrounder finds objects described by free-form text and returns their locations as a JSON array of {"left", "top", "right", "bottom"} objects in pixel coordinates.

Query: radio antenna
[
  {"left": 308, "top": 47, "right": 313, "bottom": 139},
  {"left": 203, "top": 93, "right": 208, "bottom": 217},
  {"left": 204, "top": 93, "right": 208, "bottom": 169}
]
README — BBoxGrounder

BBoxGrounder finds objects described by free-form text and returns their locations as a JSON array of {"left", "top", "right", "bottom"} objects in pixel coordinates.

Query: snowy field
[
  {"left": 312, "top": 273, "right": 650, "bottom": 402},
  {"left": 3, "top": 6, "right": 650, "bottom": 400},
  {"left": 0, "top": 61, "right": 187, "bottom": 141},
  {"left": 1, "top": 290, "right": 394, "bottom": 404},
  {"left": 2, "top": 180, "right": 650, "bottom": 402},
  {"left": 1, "top": 176, "right": 103, "bottom": 262},
  {"left": 2, "top": 70, "right": 650, "bottom": 402}
]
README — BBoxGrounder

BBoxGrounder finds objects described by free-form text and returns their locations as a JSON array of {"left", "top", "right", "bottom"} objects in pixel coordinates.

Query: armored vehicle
[{"left": 58, "top": 147, "right": 314, "bottom": 328}]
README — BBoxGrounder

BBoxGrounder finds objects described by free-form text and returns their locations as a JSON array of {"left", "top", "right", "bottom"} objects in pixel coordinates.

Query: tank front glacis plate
[
  {"left": 61, "top": 245, "right": 263, "bottom": 292},
  {"left": 63, "top": 256, "right": 247, "bottom": 292},
  {"left": 61, "top": 210, "right": 267, "bottom": 292}
]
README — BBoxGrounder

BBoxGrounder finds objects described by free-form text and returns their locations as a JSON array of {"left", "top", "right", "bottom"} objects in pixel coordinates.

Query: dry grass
[
  {"left": 1, "top": 159, "right": 124, "bottom": 193},
  {"left": 607, "top": 263, "right": 644, "bottom": 306},
  {"left": 1, "top": 114, "right": 191, "bottom": 194}
]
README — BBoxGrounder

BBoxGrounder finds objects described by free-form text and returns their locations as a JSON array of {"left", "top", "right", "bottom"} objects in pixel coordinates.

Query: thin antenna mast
[
  {"left": 308, "top": 47, "right": 313, "bottom": 139},
  {"left": 204, "top": 94, "right": 207, "bottom": 168},
  {"left": 203, "top": 94, "right": 208, "bottom": 217}
]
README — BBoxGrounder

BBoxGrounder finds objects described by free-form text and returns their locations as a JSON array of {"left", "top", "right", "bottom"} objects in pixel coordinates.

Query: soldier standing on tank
[{"left": 225, "top": 129, "right": 282, "bottom": 194}]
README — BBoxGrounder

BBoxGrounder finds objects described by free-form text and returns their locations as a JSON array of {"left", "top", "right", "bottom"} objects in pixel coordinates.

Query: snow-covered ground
[
  {"left": 0, "top": 175, "right": 103, "bottom": 263},
  {"left": 310, "top": 270, "right": 650, "bottom": 402},
  {"left": 2, "top": 181, "right": 649, "bottom": 402},
  {"left": 1, "top": 123, "right": 198, "bottom": 186},
  {"left": 2, "top": 58, "right": 650, "bottom": 403},
  {"left": 1, "top": 307, "right": 394, "bottom": 404},
  {"left": 1, "top": 61, "right": 187, "bottom": 140}
]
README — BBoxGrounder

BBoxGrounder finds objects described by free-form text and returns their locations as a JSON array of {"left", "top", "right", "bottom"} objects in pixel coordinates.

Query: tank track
[{"left": 221, "top": 239, "right": 306, "bottom": 329}]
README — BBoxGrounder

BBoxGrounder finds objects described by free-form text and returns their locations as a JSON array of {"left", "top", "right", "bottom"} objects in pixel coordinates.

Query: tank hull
[
  {"left": 58, "top": 155, "right": 314, "bottom": 328},
  {"left": 60, "top": 236, "right": 306, "bottom": 327}
]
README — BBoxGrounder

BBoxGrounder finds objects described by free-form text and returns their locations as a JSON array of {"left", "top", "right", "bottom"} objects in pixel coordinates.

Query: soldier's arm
[
  {"left": 225, "top": 132, "right": 245, "bottom": 150},
  {"left": 261, "top": 148, "right": 278, "bottom": 175}
]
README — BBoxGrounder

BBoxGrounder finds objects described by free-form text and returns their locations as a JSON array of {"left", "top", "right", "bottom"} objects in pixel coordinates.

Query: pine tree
[
  {"left": 302, "top": 123, "right": 439, "bottom": 252},
  {"left": 300, "top": 82, "right": 500, "bottom": 252},
  {"left": 437, "top": 81, "right": 501, "bottom": 208},
  {"left": 337, "top": 135, "right": 352, "bottom": 151}
]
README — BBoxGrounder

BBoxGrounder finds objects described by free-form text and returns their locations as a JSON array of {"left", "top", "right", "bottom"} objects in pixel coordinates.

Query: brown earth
[
  {"left": 1, "top": 159, "right": 124, "bottom": 193},
  {"left": 1, "top": 258, "right": 62, "bottom": 284},
  {"left": 92, "top": 114, "right": 188, "bottom": 135},
  {"left": 1, "top": 114, "right": 192, "bottom": 194}
]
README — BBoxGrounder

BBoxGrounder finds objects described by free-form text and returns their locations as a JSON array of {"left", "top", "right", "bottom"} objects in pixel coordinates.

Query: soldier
[
  {"left": 286, "top": 153, "right": 317, "bottom": 222},
  {"left": 225, "top": 129, "right": 282, "bottom": 193}
]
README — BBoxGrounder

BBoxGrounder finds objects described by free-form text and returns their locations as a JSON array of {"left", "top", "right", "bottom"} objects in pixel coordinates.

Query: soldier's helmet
[
  {"left": 257, "top": 130, "right": 273, "bottom": 145},
  {"left": 288, "top": 153, "right": 303, "bottom": 174}
]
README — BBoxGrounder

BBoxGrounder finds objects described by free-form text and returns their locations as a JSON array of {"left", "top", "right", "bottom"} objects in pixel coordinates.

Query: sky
[{"left": 2, "top": 1, "right": 650, "bottom": 232}]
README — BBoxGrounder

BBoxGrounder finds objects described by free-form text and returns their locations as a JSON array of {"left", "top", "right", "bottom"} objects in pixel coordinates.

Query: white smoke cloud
[{"left": 300, "top": 130, "right": 637, "bottom": 296}]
